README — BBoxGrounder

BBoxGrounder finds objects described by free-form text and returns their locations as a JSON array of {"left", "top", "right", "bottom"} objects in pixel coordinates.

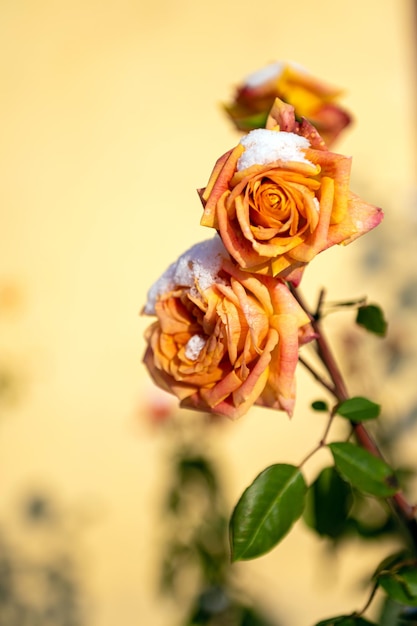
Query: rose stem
[{"left": 292, "top": 286, "right": 417, "bottom": 549}]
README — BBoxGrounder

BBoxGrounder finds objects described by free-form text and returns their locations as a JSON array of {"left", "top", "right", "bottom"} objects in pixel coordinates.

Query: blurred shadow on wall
[
  {"left": 145, "top": 402, "right": 282, "bottom": 626},
  {"left": 0, "top": 492, "right": 87, "bottom": 626},
  {"left": 0, "top": 281, "right": 88, "bottom": 626},
  {"left": 332, "top": 0, "right": 417, "bottom": 494},
  {"left": 337, "top": 168, "right": 417, "bottom": 476}
]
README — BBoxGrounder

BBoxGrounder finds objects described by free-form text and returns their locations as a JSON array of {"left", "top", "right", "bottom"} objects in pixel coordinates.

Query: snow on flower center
[
  {"left": 144, "top": 236, "right": 228, "bottom": 315},
  {"left": 243, "top": 60, "right": 308, "bottom": 89},
  {"left": 244, "top": 61, "right": 285, "bottom": 88},
  {"left": 237, "top": 129, "right": 311, "bottom": 171},
  {"left": 184, "top": 335, "right": 207, "bottom": 361}
]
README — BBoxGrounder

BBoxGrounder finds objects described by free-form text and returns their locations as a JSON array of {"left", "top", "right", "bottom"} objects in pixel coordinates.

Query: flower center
[{"left": 247, "top": 176, "right": 310, "bottom": 239}]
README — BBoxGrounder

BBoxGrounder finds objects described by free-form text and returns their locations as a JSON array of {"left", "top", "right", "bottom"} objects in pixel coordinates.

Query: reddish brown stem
[{"left": 293, "top": 286, "right": 417, "bottom": 547}]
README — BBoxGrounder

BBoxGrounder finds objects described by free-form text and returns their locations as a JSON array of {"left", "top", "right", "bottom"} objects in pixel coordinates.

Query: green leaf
[
  {"left": 311, "top": 400, "right": 329, "bottom": 412},
  {"left": 401, "top": 570, "right": 417, "bottom": 599},
  {"left": 336, "top": 397, "right": 381, "bottom": 422},
  {"left": 304, "top": 466, "right": 353, "bottom": 539},
  {"left": 374, "top": 552, "right": 411, "bottom": 577},
  {"left": 378, "top": 595, "right": 417, "bottom": 625},
  {"left": 328, "top": 442, "right": 398, "bottom": 498},
  {"left": 378, "top": 567, "right": 417, "bottom": 606},
  {"left": 234, "top": 111, "right": 269, "bottom": 130},
  {"left": 356, "top": 304, "right": 388, "bottom": 337},
  {"left": 230, "top": 464, "right": 306, "bottom": 561},
  {"left": 315, "top": 616, "right": 377, "bottom": 625}
]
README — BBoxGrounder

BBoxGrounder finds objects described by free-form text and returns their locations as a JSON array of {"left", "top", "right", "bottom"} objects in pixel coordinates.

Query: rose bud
[{"left": 224, "top": 60, "right": 351, "bottom": 147}]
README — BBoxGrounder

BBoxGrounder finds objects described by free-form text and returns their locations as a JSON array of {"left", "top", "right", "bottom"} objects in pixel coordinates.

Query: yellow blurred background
[{"left": 1, "top": 1, "right": 416, "bottom": 625}]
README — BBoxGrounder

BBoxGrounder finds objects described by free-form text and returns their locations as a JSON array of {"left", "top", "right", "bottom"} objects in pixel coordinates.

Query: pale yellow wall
[{"left": 1, "top": 1, "right": 416, "bottom": 625}]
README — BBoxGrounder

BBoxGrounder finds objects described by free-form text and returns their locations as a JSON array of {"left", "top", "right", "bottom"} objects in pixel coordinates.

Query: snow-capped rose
[
  {"left": 199, "top": 99, "right": 383, "bottom": 286},
  {"left": 142, "top": 238, "right": 314, "bottom": 420},
  {"left": 224, "top": 61, "right": 351, "bottom": 146}
]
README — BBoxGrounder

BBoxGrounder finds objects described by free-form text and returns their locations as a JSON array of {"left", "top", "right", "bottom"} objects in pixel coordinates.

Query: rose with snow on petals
[
  {"left": 224, "top": 60, "right": 351, "bottom": 147},
  {"left": 199, "top": 98, "right": 383, "bottom": 286},
  {"left": 142, "top": 237, "right": 314, "bottom": 420}
]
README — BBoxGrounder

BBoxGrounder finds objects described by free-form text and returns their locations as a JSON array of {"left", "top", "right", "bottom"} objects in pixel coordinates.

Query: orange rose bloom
[
  {"left": 142, "top": 238, "right": 314, "bottom": 419},
  {"left": 200, "top": 99, "right": 383, "bottom": 286},
  {"left": 224, "top": 61, "right": 351, "bottom": 147}
]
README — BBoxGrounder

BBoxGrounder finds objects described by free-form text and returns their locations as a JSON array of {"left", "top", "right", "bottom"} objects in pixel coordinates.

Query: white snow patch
[
  {"left": 144, "top": 236, "right": 229, "bottom": 315},
  {"left": 243, "top": 60, "right": 308, "bottom": 89},
  {"left": 244, "top": 61, "right": 284, "bottom": 88},
  {"left": 184, "top": 335, "right": 206, "bottom": 361},
  {"left": 237, "top": 129, "right": 311, "bottom": 171}
]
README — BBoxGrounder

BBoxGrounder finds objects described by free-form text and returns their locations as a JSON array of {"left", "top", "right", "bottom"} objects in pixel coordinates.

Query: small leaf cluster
[
  {"left": 230, "top": 397, "right": 390, "bottom": 561},
  {"left": 375, "top": 553, "right": 417, "bottom": 608},
  {"left": 230, "top": 396, "right": 417, "bottom": 622}
]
